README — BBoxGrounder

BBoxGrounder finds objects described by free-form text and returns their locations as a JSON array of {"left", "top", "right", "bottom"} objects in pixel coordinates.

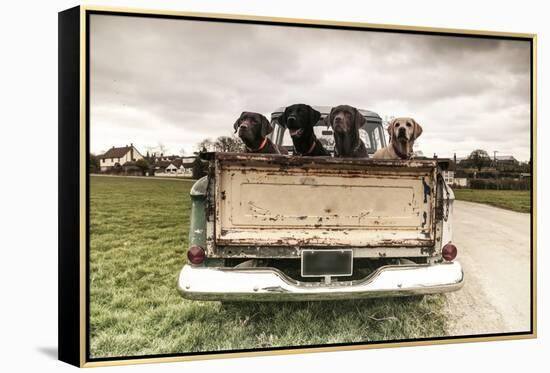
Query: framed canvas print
[{"left": 58, "top": 5, "right": 537, "bottom": 367}]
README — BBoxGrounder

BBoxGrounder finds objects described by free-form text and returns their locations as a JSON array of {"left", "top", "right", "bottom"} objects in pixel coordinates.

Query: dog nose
[{"left": 288, "top": 115, "right": 296, "bottom": 123}]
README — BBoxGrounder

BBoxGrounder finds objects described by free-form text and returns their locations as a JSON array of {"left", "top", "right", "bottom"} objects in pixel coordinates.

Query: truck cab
[{"left": 269, "top": 106, "right": 387, "bottom": 156}]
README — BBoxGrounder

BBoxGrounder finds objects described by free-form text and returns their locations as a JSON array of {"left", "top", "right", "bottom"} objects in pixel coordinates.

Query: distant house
[
  {"left": 519, "top": 173, "right": 531, "bottom": 180},
  {"left": 98, "top": 144, "right": 144, "bottom": 171},
  {"left": 178, "top": 158, "right": 195, "bottom": 176},
  {"left": 442, "top": 170, "right": 468, "bottom": 188},
  {"left": 154, "top": 160, "right": 171, "bottom": 174},
  {"left": 495, "top": 155, "right": 519, "bottom": 166},
  {"left": 155, "top": 156, "right": 195, "bottom": 177},
  {"left": 442, "top": 170, "right": 454, "bottom": 185},
  {"left": 453, "top": 177, "right": 469, "bottom": 187}
]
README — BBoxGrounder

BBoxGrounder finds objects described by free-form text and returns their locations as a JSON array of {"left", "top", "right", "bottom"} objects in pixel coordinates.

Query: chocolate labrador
[
  {"left": 372, "top": 117, "right": 423, "bottom": 160},
  {"left": 278, "top": 104, "right": 330, "bottom": 156},
  {"left": 325, "top": 105, "right": 368, "bottom": 158},
  {"left": 234, "top": 112, "right": 287, "bottom": 154}
]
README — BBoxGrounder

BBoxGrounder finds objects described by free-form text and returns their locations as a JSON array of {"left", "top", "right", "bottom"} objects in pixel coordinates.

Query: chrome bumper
[{"left": 177, "top": 262, "right": 464, "bottom": 301}]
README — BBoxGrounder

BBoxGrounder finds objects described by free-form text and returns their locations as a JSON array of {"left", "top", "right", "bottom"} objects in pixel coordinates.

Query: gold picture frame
[{"left": 58, "top": 5, "right": 537, "bottom": 367}]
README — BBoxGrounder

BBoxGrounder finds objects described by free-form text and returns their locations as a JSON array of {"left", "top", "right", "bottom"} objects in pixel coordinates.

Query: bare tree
[
  {"left": 214, "top": 136, "right": 243, "bottom": 152},
  {"left": 144, "top": 143, "right": 169, "bottom": 157},
  {"left": 196, "top": 136, "right": 243, "bottom": 153},
  {"left": 157, "top": 142, "right": 168, "bottom": 156},
  {"left": 144, "top": 145, "right": 157, "bottom": 155},
  {"left": 197, "top": 138, "right": 215, "bottom": 152}
]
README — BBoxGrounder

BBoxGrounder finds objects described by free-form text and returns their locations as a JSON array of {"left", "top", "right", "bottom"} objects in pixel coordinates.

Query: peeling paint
[
  {"left": 422, "top": 177, "right": 431, "bottom": 203},
  {"left": 202, "top": 153, "right": 450, "bottom": 259}
]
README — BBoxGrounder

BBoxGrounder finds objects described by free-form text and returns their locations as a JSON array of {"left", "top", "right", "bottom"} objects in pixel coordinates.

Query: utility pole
[
  {"left": 451, "top": 149, "right": 460, "bottom": 171},
  {"left": 493, "top": 150, "right": 499, "bottom": 190}
]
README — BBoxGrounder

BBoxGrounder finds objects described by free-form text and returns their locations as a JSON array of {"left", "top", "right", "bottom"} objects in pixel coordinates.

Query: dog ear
[
  {"left": 233, "top": 112, "right": 246, "bottom": 133},
  {"left": 323, "top": 114, "right": 331, "bottom": 129},
  {"left": 309, "top": 106, "right": 321, "bottom": 126},
  {"left": 277, "top": 108, "right": 287, "bottom": 127},
  {"left": 387, "top": 119, "right": 396, "bottom": 139},
  {"left": 354, "top": 108, "right": 366, "bottom": 130},
  {"left": 325, "top": 107, "right": 335, "bottom": 128},
  {"left": 259, "top": 114, "right": 274, "bottom": 137},
  {"left": 412, "top": 118, "right": 423, "bottom": 140}
]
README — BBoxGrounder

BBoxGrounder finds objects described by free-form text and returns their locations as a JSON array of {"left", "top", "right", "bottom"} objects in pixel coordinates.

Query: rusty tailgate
[{"left": 212, "top": 153, "right": 438, "bottom": 248}]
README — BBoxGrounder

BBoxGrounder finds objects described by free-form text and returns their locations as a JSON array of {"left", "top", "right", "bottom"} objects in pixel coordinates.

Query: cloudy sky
[{"left": 90, "top": 14, "right": 531, "bottom": 161}]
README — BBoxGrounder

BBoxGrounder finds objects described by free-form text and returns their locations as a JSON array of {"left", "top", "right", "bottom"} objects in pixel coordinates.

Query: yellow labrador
[{"left": 373, "top": 117, "right": 423, "bottom": 159}]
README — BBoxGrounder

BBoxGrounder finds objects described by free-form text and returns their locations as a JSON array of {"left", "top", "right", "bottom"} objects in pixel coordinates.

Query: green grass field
[
  {"left": 89, "top": 175, "right": 448, "bottom": 358},
  {"left": 454, "top": 189, "right": 530, "bottom": 213}
]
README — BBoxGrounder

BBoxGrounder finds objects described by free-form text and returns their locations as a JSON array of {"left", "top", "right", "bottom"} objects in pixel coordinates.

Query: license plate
[{"left": 301, "top": 249, "right": 353, "bottom": 277}]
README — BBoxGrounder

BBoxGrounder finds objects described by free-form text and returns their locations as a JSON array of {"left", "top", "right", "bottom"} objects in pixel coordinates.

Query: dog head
[
  {"left": 326, "top": 105, "right": 366, "bottom": 134},
  {"left": 233, "top": 112, "right": 273, "bottom": 146},
  {"left": 387, "top": 117, "right": 423, "bottom": 145},
  {"left": 278, "top": 104, "right": 321, "bottom": 139}
]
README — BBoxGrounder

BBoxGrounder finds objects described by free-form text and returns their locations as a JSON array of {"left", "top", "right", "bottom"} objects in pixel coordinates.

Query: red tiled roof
[
  {"left": 155, "top": 160, "right": 172, "bottom": 168},
  {"left": 99, "top": 146, "right": 131, "bottom": 159}
]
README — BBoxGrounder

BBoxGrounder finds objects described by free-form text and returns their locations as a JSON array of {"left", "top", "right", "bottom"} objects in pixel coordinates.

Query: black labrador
[
  {"left": 325, "top": 105, "right": 368, "bottom": 158},
  {"left": 234, "top": 112, "right": 288, "bottom": 154},
  {"left": 278, "top": 104, "right": 330, "bottom": 156}
]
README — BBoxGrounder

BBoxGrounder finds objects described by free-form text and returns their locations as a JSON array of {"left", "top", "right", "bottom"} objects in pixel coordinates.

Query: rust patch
[
  {"left": 213, "top": 152, "right": 439, "bottom": 250},
  {"left": 422, "top": 177, "right": 431, "bottom": 203},
  {"left": 420, "top": 246, "right": 436, "bottom": 255}
]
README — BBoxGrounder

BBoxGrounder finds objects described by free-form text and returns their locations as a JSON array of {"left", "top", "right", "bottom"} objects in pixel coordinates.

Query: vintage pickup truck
[{"left": 177, "top": 107, "right": 464, "bottom": 301}]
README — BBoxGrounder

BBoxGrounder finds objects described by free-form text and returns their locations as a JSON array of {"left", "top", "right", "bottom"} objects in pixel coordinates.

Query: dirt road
[{"left": 444, "top": 200, "right": 532, "bottom": 336}]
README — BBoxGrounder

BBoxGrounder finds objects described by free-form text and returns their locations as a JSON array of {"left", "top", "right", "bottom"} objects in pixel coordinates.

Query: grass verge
[
  {"left": 453, "top": 189, "right": 530, "bottom": 213},
  {"left": 90, "top": 175, "right": 448, "bottom": 358}
]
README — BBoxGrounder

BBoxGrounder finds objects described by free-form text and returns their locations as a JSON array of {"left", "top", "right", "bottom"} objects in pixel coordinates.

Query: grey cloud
[{"left": 90, "top": 14, "right": 531, "bottom": 160}]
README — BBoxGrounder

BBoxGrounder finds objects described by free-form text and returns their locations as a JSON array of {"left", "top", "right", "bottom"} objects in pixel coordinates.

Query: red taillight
[
  {"left": 442, "top": 243, "right": 457, "bottom": 262},
  {"left": 187, "top": 246, "right": 206, "bottom": 265}
]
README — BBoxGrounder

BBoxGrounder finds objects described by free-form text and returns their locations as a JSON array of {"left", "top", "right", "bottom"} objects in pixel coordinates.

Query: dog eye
[
  {"left": 406, "top": 122, "right": 412, "bottom": 127},
  {"left": 395, "top": 123, "right": 400, "bottom": 127}
]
